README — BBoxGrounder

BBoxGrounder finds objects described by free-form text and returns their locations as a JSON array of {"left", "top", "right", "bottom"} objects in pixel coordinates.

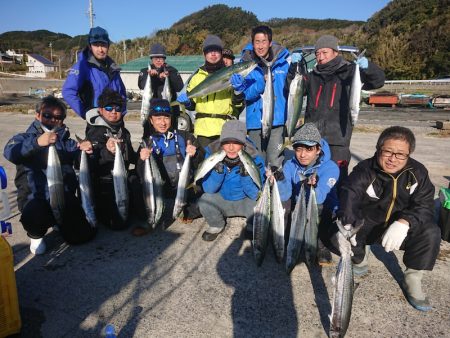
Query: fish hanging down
[
  {"left": 286, "top": 65, "right": 305, "bottom": 139},
  {"left": 161, "top": 69, "right": 172, "bottom": 102},
  {"left": 150, "top": 152, "right": 164, "bottom": 227},
  {"left": 112, "top": 137, "right": 129, "bottom": 222},
  {"left": 78, "top": 147, "right": 97, "bottom": 227},
  {"left": 140, "top": 63, "right": 153, "bottom": 126},
  {"left": 304, "top": 185, "right": 319, "bottom": 267},
  {"left": 271, "top": 177, "right": 285, "bottom": 263},
  {"left": 252, "top": 179, "right": 271, "bottom": 266},
  {"left": 260, "top": 58, "right": 274, "bottom": 140},
  {"left": 173, "top": 154, "right": 191, "bottom": 219},
  {"left": 142, "top": 151, "right": 156, "bottom": 226},
  {"left": 349, "top": 63, "right": 362, "bottom": 126}
]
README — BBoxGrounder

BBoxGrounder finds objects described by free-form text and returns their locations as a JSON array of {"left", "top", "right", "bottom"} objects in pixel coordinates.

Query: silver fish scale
[
  {"left": 261, "top": 61, "right": 274, "bottom": 139},
  {"left": 304, "top": 186, "right": 319, "bottom": 267},
  {"left": 238, "top": 150, "right": 262, "bottom": 189},
  {"left": 140, "top": 63, "right": 153, "bottom": 125},
  {"left": 271, "top": 178, "right": 285, "bottom": 263},
  {"left": 252, "top": 180, "right": 271, "bottom": 266},
  {"left": 150, "top": 154, "right": 164, "bottom": 227},
  {"left": 162, "top": 75, "right": 172, "bottom": 102},
  {"left": 143, "top": 157, "right": 156, "bottom": 226},
  {"left": 47, "top": 144, "right": 65, "bottom": 225},
  {"left": 194, "top": 150, "right": 226, "bottom": 183},
  {"left": 79, "top": 150, "right": 97, "bottom": 227},
  {"left": 113, "top": 142, "right": 129, "bottom": 221},
  {"left": 349, "top": 63, "right": 362, "bottom": 126},
  {"left": 286, "top": 71, "right": 305, "bottom": 139},
  {"left": 173, "top": 154, "right": 191, "bottom": 219}
]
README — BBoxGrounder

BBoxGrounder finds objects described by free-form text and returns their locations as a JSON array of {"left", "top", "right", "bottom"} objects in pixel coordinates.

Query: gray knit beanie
[
  {"left": 220, "top": 120, "right": 247, "bottom": 145},
  {"left": 203, "top": 35, "right": 223, "bottom": 53},
  {"left": 292, "top": 123, "right": 321, "bottom": 147},
  {"left": 315, "top": 35, "right": 339, "bottom": 52},
  {"left": 149, "top": 43, "right": 166, "bottom": 58}
]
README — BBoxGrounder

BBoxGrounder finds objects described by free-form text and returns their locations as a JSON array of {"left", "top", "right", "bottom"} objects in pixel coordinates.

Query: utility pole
[
  {"left": 49, "top": 43, "right": 53, "bottom": 62},
  {"left": 88, "top": 0, "right": 95, "bottom": 28},
  {"left": 139, "top": 47, "right": 144, "bottom": 58},
  {"left": 123, "top": 40, "right": 127, "bottom": 64}
]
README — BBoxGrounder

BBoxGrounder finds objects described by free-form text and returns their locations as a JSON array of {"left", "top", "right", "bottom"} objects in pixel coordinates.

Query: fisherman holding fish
[
  {"left": 288, "top": 34, "right": 385, "bottom": 186},
  {"left": 3, "top": 96, "right": 96, "bottom": 255},
  {"left": 133, "top": 98, "right": 205, "bottom": 236},
  {"left": 333, "top": 126, "right": 441, "bottom": 312},
  {"left": 277, "top": 123, "right": 340, "bottom": 266},
  {"left": 197, "top": 120, "right": 265, "bottom": 241},
  {"left": 85, "top": 89, "right": 140, "bottom": 231},
  {"left": 230, "top": 25, "right": 289, "bottom": 171},
  {"left": 63, "top": 26, "right": 127, "bottom": 120},
  {"left": 177, "top": 35, "right": 244, "bottom": 148}
]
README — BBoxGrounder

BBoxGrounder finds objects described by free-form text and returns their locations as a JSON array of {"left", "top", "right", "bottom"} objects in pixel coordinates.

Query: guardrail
[{"left": 385, "top": 79, "right": 450, "bottom": 85}]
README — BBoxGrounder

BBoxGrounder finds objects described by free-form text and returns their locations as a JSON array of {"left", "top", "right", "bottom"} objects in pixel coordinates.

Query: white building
[{"left": 26, "top": 54, "right": 56, "bottom": 78}]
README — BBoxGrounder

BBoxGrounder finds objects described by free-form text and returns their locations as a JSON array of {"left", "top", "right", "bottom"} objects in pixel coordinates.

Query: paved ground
[{"left": 1, "top": 111, "right": 449, "bottom": 337}]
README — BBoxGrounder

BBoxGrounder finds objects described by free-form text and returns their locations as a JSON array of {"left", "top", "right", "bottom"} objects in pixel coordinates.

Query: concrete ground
[{"left": 1, "top": 111, "right": 449, "bottom": 337}]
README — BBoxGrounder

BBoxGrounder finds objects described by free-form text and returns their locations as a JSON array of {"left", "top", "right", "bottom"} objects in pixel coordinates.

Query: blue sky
[{"left": 0, "top": 0, "right": 391, "bottom": 41}]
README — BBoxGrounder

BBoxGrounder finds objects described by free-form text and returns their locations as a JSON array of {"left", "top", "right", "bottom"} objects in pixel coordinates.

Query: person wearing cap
[
  {"left": 222, "top": 48, "right": 235, "bottom": 67},
  {"left": 3, "top": 96, "right": 96, "bottom": 255},
  {"left": 230, "top": 25, "right": 290, "bottom": 170},
  {"left": 177, "top": 35, "right": 244, "bottom": 148},
  {"left": 85, "top": 88, "right": 138, "bottom": 230},
  {"left": 277, "top": 123, "right": 340, "bottom": 265},
  {"left": 133, "top": 98, "right": 205, "bottom": 235},
  {"left": 198, "top": 120, "right": 265, "bottom": 241},
  {"left": 62, "top": 26, "right": 127, "bottom": 119},
  {"left": 137, "top": 43, "right": 184, "bottom": 105},
  {"left": 332, "top": 126, "right": 440, "bottom": 312},
  {"left": 287, "top": 34, "right": 385, "bottom": 186}
]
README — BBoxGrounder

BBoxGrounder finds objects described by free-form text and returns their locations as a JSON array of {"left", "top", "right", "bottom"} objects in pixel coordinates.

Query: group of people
[{"left": 3, "top": 24, "right": 441, "bottom": 313}]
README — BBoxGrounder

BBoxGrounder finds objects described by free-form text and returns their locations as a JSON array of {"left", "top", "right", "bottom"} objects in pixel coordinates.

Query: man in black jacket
[
  {"left": 288, "top": 35, "right": 385, "bottom": 184},
  {"left": 333, "top": 126, "right": 441, "bottom": 312}
]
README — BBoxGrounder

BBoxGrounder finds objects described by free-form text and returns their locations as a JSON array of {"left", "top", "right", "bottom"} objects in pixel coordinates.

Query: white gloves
[
  {"left": 334, "top": 224, "right": 357, "bottom": 256},
  {"left": 382, "top": 221, "right": 409, "bottom": 252}
]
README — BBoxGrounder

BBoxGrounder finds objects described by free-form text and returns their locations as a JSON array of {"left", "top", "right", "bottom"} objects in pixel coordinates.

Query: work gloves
[
  {"left": 355, "top": 57, "right": 368, "bottom": 69},
  {"left": 381, "top": 220, "right": 409, "bottom": 252},
  {"left": 213, "top": 162, "right": 225, "bottom": 174},
  {"left": 333, "top": 224, "right": 357, "bottom": 256},
  {"left": 177, "top": 93, "right": 191, "bottom": 107},
  {"left": 291, "top": 52, "right": 303, "bottom": 64},
  {"left": 230, "top": 74, "right": 246, "bottom": 93}
]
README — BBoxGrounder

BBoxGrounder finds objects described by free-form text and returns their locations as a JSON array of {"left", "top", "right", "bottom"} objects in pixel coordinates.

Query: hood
[{"left": 86, "top": 108, "right": 110, "bottom": 128}]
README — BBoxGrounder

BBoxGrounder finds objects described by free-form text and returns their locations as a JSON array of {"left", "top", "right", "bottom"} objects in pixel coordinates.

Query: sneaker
[
  {"left": 30, "top": 238, "right": 46, "bottom": 255},
  {"left": 202, "top": 228, "right": 224, "bottom": 242}
]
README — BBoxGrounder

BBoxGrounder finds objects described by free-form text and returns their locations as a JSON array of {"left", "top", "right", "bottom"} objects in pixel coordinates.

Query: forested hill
[{"left": 0, "top": 0, "right": 449, "bottom": 79}]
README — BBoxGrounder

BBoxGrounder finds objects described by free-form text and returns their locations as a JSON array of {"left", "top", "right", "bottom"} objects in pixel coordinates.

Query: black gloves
[
  {"left": 271, "top": 166, "right": 285, "bottom": 181},
  {"left": 214, "top": 162, "right": 224, "bottom": 174}
]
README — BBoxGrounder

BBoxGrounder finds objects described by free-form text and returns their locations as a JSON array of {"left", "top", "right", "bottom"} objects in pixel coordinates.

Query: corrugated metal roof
[
  {"left": 28, "top": 54, "right": 55, "bottom": 65},
  {"left": 121, "top": 55, "right": 206, "bottom": 73}
]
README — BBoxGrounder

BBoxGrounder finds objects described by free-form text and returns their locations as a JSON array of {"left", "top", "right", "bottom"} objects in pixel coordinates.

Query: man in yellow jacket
[{"left": 177, "top": 35, "right": 243, "bottom": 148}]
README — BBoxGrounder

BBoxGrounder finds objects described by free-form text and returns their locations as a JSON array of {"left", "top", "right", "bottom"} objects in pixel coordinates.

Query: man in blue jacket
[
  {"left": 62, "top": 26, "right": 127, "bottom": 119},
  {"left": 277, "top": 123, "right": 340, "bottom": 265},
  {"left": 198, "top": 120, "right": 265, "bottom": 241},
  {"left": 230, "top": 25, "right": 289, "bottom": 170},
  {"left": 3, "top": 96, "right": 96, "bottom": 254}
]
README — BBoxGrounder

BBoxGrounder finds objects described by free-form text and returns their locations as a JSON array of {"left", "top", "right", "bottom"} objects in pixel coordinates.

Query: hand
[
  {"left": 381, "top": 220, "right": 409, "bottom": 252},
  {"left": 333, "top": 224, "right": 357, "bottom": 256},
  {"left": 79, "top": 140, "right": 93, "bottom": 154},
  {"left": 140, "top": 147, "right": 151, "bottom": 161},
  {"left": 355, "top": 57, "right": 368, "bottom": 69},
  {"left": 159, "top": 71, "right": 168, "bottom": 79},
  {"left": 106, "top": 138, "right": 121, "bottom": 154},
  {"left": 214, "top": 162, "right": 224, "bottom": 174},
  {"left": 149, "top": 69, "right": 158, "bottom": 76},
  {"left": 37, "top": 132, "right": 57, "bottom": 147},
  {"left": 307, "top": 174, "right": 318, "bottom": 187},
  {"left": 291, "top": 52, "right": 303, "bottom": 64},
  {"left": 271, "top": 166, "right": 285, "bottom": 181},
  {"left": 177, "top": 93, "right": 191, "bottom": 107},
  {"left": 230, "top": 74, "right": 246, "bottom": 93},
  {"left": 185, "top": 141, "right": 196, "bottom": 157}
]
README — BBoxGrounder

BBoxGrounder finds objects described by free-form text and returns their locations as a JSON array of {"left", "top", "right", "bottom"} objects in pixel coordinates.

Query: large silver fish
[
  {"left": 260, "top": 58, "right": 274, "bottom": 140},
  {"left": 143, "top": 155, "right": 156, "bottom": 226},
  {"left": 161, "top": 70, "right": 172, "bottom": 102},
  {"left": 252, "top": 179, "right": 271, "bottom": 266},
  {"left": 187, "top": 61, "right": 257, "bottom": 99},
  {"left": 112, "top": 141, "right": 129, "bottom": 221},
  {"left": 237, "top": 149, "right": 262, "bottom": 190},
  {"left": 271, "top": 177, "right": 285, "bottom": 263},
  {"left": 286, "top": 181, "right": 307, "bottom": 274},
  {"left": 173, "top": 154, "right": 191, "bottom": 219},
  {"left": 79, "top": 149, "right": 97, "bottom": 227},
  {"left": 140, "top": 63, "right": 153, "bottom": 126},
  {"left": 42, "top": 125, "right": 65, "bottom": 225},
  {"left": 286, "top": 65, "right": 305, "bottom": 139},
  {"left": 304, "top": 185, "right": 319, "bottom": 267},
  {"left": 329, "top": 220, "right": 363, "bottom": 338},
  {"left": 193, "top": 150, "right": 226, "bottom": 184},
  {"left": 150, "top": 153, "right": 164, "bottom": 226},
  {"left": 349, "top": 63, "right": 362, "bottom": 126}
]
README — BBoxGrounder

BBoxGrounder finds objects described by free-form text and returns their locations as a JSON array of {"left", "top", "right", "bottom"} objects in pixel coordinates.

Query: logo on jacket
[
  {"left": 68, "top": 69, "right": 79, "bottom": 76},
  {"left": 327, "top": 178, "right": 337, "bottom": 188}
]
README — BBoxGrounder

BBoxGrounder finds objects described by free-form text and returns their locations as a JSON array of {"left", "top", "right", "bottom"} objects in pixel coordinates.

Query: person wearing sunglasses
[
  {"left": 62, "top": 26, "right": 127, "bottom": 119},
  {"left": 3, "top": 96, "right": 97, "bottom": 255},
  {"left": 332, "top": 126, "right": 440, "bottom": 312},
  {"left": 133, "top": 98, "right": 205, "bottom": 236},
  {"left": 85, "top": 88, "right": 138, "bottom": 231}
]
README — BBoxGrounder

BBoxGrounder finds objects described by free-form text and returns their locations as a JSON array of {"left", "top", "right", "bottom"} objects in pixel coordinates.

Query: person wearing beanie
[
  {"left": 63, "top": 26, "right": 127, "bottom": 120},
  {"left": 198, "top": 120, "right": 265, "bottom": 241},
  {"left": 177, "top": 35, "right": 244, "bottom": 148},
  {"left": 137, "top": 43, "right": 184, "bottom": 115},
  {"left": 287, "top": 34, "right": 385, "bottom": 188},
  {"left": 222, "top": 48, "right": 235, "bottom": 67},
  {"left": 133, "top": 98, "right": 205, "bottom": 235},
  {"left": 84, "top": 88, "right": 138, "bottom": 231},
  {"left": 230, "top": 25, "right": 290, "bottom": 172},
  {"left": 3, "top": 96, "right": 97, "bottom": 255},
  {"left": 276, "top": 123, "right": 340, "bottom": 265}
]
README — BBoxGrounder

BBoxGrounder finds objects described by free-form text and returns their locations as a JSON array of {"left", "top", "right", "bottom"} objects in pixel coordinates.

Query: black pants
[{"left": 20, "top": 193, "right": 96, "bottom": 245}]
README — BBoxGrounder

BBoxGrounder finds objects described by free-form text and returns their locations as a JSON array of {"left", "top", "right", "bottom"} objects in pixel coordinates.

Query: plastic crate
[{"left": 0, "top": 236, "right": 21, "bottom": 337}]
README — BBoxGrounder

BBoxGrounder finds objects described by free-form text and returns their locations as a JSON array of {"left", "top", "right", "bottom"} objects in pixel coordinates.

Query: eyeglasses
[
  {"left": 42, "top": 111, "right": 64, "bottom": 120},
  {"left": 151, "top": 106, "right": 171, "bottom": 113},
  {"left": 103, "top": 105, "right": 122, "bottom": 113},
  {"left": 380, "top": 149, "right": 409, "bottom": 160}
]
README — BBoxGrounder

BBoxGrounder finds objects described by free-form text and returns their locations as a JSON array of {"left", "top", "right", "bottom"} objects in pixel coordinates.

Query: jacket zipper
[
  {"left": 330, "top": 83, "right": 337, "bottom": 108},
  {"left": 315, "top": 85, "right": 323, "bottom": 108},
  {"left": 384, "top": 169, "right": 408, "bottom": 226}
]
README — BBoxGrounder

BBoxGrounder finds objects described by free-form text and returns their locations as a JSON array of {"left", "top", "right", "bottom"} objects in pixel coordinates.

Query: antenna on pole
[{"left": 88, "top": 0, "right": 95, "bottom": 28}]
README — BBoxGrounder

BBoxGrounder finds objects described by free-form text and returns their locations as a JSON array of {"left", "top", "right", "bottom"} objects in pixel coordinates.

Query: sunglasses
[
  {"left": 103, "top": 105, "right": 123, "bottom": 113},
  {"left": 151, "top": 106, "right": 171, "bottom": 113},
  {"left": 41, "top": 111, "right": 64, "bottom": 120}
]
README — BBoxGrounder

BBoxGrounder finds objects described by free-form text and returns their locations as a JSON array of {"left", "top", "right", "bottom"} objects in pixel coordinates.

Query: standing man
[
  {"left": 177, "top": 35, "right": 243, "bottom": 148},
  {"left": 288, "top": 35, "right": 385, "bottom": 182},
  {"left": 62, "top": 26, "right": 127, "bottom": 119},
  {"left": 230, "top": 25, "right": 290, "bottom": 170}
]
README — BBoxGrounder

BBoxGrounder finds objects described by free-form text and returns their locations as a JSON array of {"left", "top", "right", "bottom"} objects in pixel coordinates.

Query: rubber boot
[
  {"left": 317, "top": 239, "right": 333, "bottom": 267},
  {"left": 402, "top": 268, "right": 432, "bottom": 311},
  {"left": 353, "top": 245, "right": 370, "bottom": 277}
]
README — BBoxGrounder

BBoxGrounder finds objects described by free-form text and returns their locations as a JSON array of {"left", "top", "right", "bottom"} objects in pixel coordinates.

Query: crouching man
[{"left": 333, "top": 126, "right": 441, "bottom": 311}]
